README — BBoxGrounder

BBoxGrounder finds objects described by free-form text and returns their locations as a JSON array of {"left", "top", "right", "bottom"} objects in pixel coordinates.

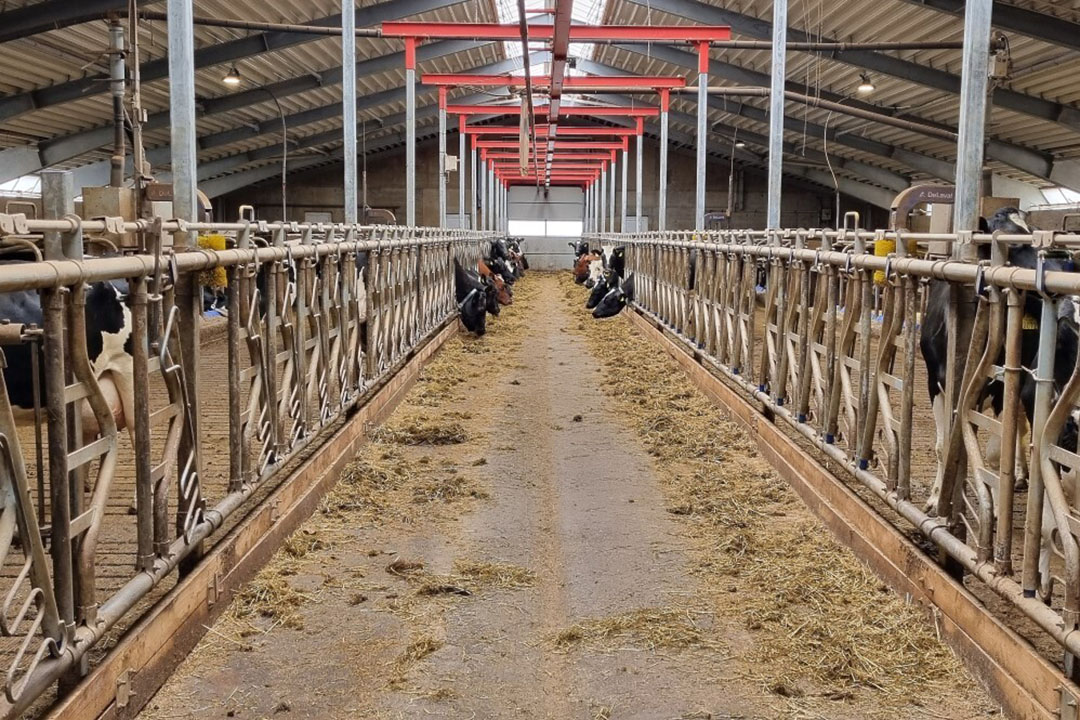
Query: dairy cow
[{"left": 920, "top": 208, "right": 1080, "bottom": 599}]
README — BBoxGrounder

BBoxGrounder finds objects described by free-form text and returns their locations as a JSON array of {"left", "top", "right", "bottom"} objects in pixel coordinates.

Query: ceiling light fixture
[
  {"left": 734, "top": 140, "right": 746, "bottom": 149},
  {"left": 856, "top": 72, "right": 875, "bottom": 95},
  {"left": 223, "top": 66, "right": 242, "bottom": 87}
]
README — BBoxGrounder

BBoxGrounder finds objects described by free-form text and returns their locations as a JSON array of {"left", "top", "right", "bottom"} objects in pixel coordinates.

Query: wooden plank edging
[{"left": 626, "top": 309, "right": 1067, "bottom": 720}]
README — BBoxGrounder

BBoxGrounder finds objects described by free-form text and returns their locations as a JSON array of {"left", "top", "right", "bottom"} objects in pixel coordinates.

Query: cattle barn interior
[{"left": 2, "top": 0, "right": 1080, "bottom": 718}]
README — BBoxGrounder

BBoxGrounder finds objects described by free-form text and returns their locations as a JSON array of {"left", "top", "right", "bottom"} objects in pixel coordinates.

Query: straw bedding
[{"left": 558, "top": 274, "right": 992, "bottom": 715}]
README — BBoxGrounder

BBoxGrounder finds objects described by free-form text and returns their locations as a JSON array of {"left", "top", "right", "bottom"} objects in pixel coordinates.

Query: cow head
[
  {"left": 592, "top": 274, "right": 635, "bottom": 319},
  {"left": 983, "top": 207, "right": 1029, "bottom": 234},
  {"left": 568, "top": 240, "right": 589, "bottom": 258},
  {"left": 586, "top": 270, "right": 618, "bottom": 309},
  {"left": 574, "top": 253, "right": 600, "bottom": 284},
  {"left": 459, "top": 284, "right": 488, "bottom": 335},
  {"left": 490, "top": 273, "right": 512, "bottom": 308}
]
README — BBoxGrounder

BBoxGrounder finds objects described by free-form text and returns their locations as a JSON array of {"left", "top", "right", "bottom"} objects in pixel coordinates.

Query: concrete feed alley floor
[{"left": 139, "top": 273, "right": 995, "bottom": 720}]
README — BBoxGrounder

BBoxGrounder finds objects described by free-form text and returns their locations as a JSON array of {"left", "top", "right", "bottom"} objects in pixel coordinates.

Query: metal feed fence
[
  {"left": 587, "top": 224, "right": 1080, "bottom": 679},
  {"left": 0, "top": 211, "right": 490, "bottom": 718}
]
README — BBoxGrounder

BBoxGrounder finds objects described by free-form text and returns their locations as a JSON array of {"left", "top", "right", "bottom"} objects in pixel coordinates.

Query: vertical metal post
[
  {"left": 621, "top": 144, "right": 628, "bottom": 233},
  {"left": 635, "top": 119, "right": 643, "bottom": 232},
  {"left": 167, "top": 0, "right": 203, "bottom": 573},
  {"left": 659, "top": 89, "right": 670, "bottom": 232},
  {"left": 108, "top": 20, "right": 126, "bottom": 188},
  {"left": 695, "top": 41, "right": 709, "bottom": 232},
  {"left": 342, "top": 0, "right": 357, "bottom": 224},
  {"left": 953, "top": 0, "right": 993, "bottom": 234},
  {"left": 600, "top": 163, "right": 607, "bottom": 234},
  {"left": 405, "top": 37, "right": 417, "bottom": 226},
  {"left": 168, "top": 0, "right": 198, "bottom": 231},
  {"left": 471, "top": 138, "right": 478, "bottom": 231},
  {"left": 40, "top": 171, "right": 75, "bottom": 675},
  {"left": 486, "top": 162, "right": 493, "bottom": 231},
  {"left": 480, "top": 152, "right": 487, "bottom": 231},
  {"left": 584, "top": 182, "right": 591, "bottom": 233},
  {"left": 766, "top": 0, "right": 787, "bottom": 229},
  {"left": 438, "top": 87, "right": 447, "bottom": 228},
  {"left": 459, "top": 116, "right": 466, "bottom": 229},
  {"left": 609, "top": 155, "right": 616, "bottom": 233}
]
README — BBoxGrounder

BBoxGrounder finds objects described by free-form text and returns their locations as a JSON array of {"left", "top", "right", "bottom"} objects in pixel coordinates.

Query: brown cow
[
  {"left": 573, "top": 252, "right": 602, "bottom": 285},
  {"left": 478, "top": 259, "right": 513, "bottom": 306}
]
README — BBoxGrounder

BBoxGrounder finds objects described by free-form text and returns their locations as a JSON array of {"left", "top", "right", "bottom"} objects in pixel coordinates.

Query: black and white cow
[
  {"left": 920, "top": 207, "right": 1080, "bottom": 598},
  {"left": 586, "top": 269, "right": 619, "bottom": 310},
  {"left": 455, "top": 260, "right": 489, "bottom": 336},
  {"left": 568, "top": 240, "right": 590, "bottom": 259},
  {"left": 1, "top": 272, "right": 135, "bottom": 511},
  {"left": 601, "top": 245, "right": 626, "bottom": 279},
  {"left": 592, "top": 273, "right": 635, "bottom": 319}
]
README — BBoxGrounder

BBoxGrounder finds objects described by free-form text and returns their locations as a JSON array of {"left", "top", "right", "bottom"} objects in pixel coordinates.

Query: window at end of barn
[
  {"left": 0, "top": 174, "right": 41, "bottom": 198},
  {"left": 1041, "top": 187, "right": 1080, "bottom": 206}
]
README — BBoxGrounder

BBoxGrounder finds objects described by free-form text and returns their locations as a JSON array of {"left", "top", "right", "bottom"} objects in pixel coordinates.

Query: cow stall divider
[
  {"left": 587, "top": 227, "right": 1080, "bottom": 718},
  {"left": 0, "top": 212, "right": 491, "bottom": 719}
]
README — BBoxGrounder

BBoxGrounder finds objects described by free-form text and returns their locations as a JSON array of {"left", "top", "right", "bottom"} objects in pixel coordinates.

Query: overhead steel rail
[
  {"left": 380, "top": 20, "right": 731, "bottom": 42},
  {"left": 447, "top": 104, "right": 661, "bottom": 117},
  {"left": 423, "top": 73, "right": 686, "bottom": 89}
]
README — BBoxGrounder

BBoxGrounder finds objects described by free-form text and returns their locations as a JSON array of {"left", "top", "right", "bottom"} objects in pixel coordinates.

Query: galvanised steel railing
[
  {"left": 0, "top": 212, "right": 491, "bottom": 717},
  {"left": 587, "top": 225, "right": 1080, "bottom": 678}
]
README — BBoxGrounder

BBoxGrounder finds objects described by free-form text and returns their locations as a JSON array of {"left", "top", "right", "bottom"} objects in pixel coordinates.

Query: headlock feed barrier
[
  {"left": 0, "top": 211, "right": 488, "bottom": 718},
  {"left": 588, "top": 223, "right": 1080, "bottom": 694}
]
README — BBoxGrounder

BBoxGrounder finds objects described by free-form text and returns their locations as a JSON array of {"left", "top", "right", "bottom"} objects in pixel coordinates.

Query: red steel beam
[
  {"left": 381, "top": 22, "right": 732, "bottom": 42},
  {"left": 546, "top": 0, "right": 575, "bottom": 188},
  {"left": 448, "top": 104, "right": 659, "bottom": 117},
  {"left": 484, "top": 152, "right": 614, "bottom": 161},
  {"left": 495, "top": 164, "right": 605, "bottom": 171},
  {"left": 464, "top": 125, "right": 636, "bottom": 137},
  {"left": 422, "top": 74, "right": 686, "bottom": 89},
  {"left": 476, "top": 140, "right": 624, "bottom": 150}
]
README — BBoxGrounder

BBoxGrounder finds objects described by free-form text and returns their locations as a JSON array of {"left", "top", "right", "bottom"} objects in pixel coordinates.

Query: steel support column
[
  {"left": 471, "top": 139, "right": 478, "bottom": 230},
  {"left": 621, "top": 145, "right": 628, "bottom": 233},
  {"left": 438, "top": 88, "right": 447, "bottom": 228},
  {"left": 695, "top": 41, "right": 709, "bottom": 232},
  {"left": 459, "top": 116, "right": 466, "bottom": 228},
  {"left": 953, "top": 0, "right": 992, "bottom": 234},
  {"left": 766, "top": 0, "right": 787, "bottom": 229},
  {"left": 609, "top": 156, "right": 617, "bottom": 232},
  {"left": 659, "top": 89, "right": 670, "bottom": 232},
  {"left": 600, "top": 163, "right": 607, "bottom": 233},
  {"left": 480, "top": 155, "right": 488, "bottom": 231},
  {"left": 167, "top": 0, "right": 202, "bottom": 570},
  {"left": 585, "top": 182, "right": 592, "bottom": 232},
  {"left": 405, "top": 37, "right": 417, "bottom": 226},
  {"left": 342, "top": 0, "right": 357, "bottom": 223},
  {"left": 635, "top": 118, "right": 643, "bottom": 231}
]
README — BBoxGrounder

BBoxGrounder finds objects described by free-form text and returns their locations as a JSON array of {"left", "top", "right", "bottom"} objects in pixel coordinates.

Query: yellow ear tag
[{"left": 1022, "top": 314, "right": 1038, "bottom": 330}]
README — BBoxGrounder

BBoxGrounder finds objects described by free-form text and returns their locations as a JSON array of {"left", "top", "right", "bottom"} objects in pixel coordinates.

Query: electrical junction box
[{"left": 445, "top": 154, "right": 459, "bottom": 173}]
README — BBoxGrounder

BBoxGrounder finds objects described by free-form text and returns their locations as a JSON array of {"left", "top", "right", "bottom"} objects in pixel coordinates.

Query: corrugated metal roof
[{"left": 0, "top": 0, "right": 1077, "bottom": 195}]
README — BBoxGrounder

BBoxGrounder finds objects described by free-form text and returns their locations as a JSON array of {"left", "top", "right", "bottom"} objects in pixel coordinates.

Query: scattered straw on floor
[
  {"left": 558, "top": 273, "right": 991, "bottom": 714},
  {"left": 553, "top": 608, "right": 720, "bottom": 653}
]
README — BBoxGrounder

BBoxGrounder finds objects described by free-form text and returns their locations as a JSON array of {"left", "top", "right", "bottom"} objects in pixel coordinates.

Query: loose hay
[
  {"left": 374, "top": 414, "right": 467, "bottom": 445},
  {"left": 452, "top": 559, "right": 536, "bottom": 589},
  {"left": 558, "top": 273, "right": 987, "bottom": 711},
  {"left": 227, "top": 562, "right": 307, "bottom": 631},
  {"left": 553, "top": 608, "right": 719, "bottom": 652}
]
